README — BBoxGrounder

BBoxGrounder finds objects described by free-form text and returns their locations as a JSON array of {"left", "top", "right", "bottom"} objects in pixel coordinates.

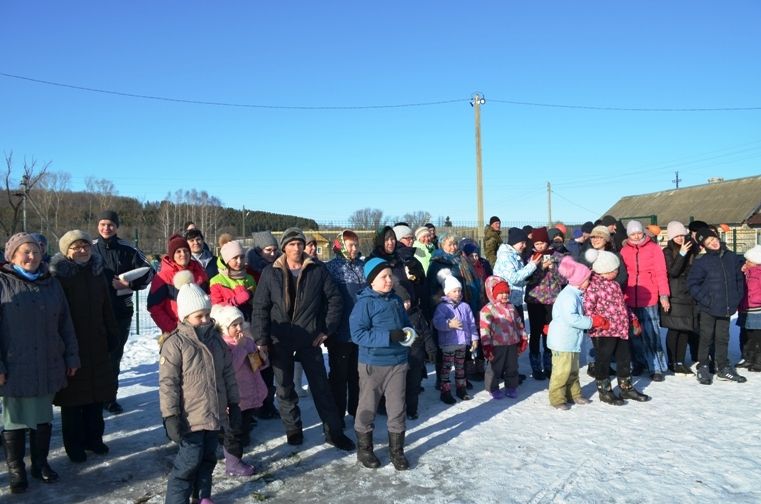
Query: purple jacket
[{"left": 433, "top": 296, "right": 479, "bottom": 347}]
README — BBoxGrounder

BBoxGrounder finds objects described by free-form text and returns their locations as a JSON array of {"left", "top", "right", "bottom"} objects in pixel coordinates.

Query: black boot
[
  {"left": 440, "top": 384, "right": 456, "bottom": 405},
  {"left": 355, "top": 430, "right": 380, "bottom": 469},
  {"left": 30, "top": 423, "right": 59, "bottom": 483},
  {"left": 2, "top": 429, "right": 28, "bottom": 494},
  {"left": 618, "top": 377, "right": 651, "bottom": 402},
  {"left": 388, "top": 431, "right": 409, "bottom": 471},
  {"left": 455, "top": 386, "right": 472, "bottom": 401},
  {"left": 596, "top": 379, "right": 624, "bottom": 406}
]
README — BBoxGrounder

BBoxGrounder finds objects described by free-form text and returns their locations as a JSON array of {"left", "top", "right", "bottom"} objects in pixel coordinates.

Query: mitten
[
  {"left": 518, "top": 338, "right": 528, "bottom": 354},
  {"left": 390, "top": 329, "right": 406, "bottom": 343},
  {"left": 631, "top": 318, "right": 642, "bottom": 336},
  {"left": 233, "top": 285, "right": 251, "bottom": 305},
  {"left": 163, "top": 416, "right": 183, "bottom": 443},
  {"left": 228, "top": 403, "right": 243, "bottom": 434},
  {"left": 482, "top": 343, "right": 494, "bottom": 362},
  {"left": 591, "top": 315, "right": 609, "bottom": 330}
]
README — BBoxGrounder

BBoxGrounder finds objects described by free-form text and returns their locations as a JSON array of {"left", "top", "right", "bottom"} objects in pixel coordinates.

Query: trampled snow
[{"left": 2, "top": 299, "right": 760, "bottom": 503}]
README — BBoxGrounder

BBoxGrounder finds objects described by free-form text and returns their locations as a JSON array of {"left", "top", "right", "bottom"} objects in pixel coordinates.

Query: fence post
[{"left": 134, "top": 228, "right": 140, "bottom": 336}]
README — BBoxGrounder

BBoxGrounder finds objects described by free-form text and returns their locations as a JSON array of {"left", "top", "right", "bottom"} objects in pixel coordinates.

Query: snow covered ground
[{"left": 2, "top": 300, "right": 761, "bottom": 503}]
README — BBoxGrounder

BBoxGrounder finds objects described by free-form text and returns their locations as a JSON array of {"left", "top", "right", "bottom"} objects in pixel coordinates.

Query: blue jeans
[
  {"left": 165, "top": 430, "right": 218, "bottom": 504},
  {"left": 630, "top": 306, "right": 668, "bottom": 374}
]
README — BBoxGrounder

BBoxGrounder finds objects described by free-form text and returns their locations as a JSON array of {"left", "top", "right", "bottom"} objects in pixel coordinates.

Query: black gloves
[
  {"left": 164, "top": 416, "right": 183, "bottom": 443},
  {"left": 390, "top": 329, "right": 406, "bottom": 343},
  {"left": 228, "top": 403, "right": 243, "bottom": 434}
]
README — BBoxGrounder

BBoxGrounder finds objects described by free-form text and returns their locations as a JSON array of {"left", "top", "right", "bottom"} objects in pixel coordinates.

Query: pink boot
[{"left": 223, "top": 449, "right": 255, "bottom": 477}]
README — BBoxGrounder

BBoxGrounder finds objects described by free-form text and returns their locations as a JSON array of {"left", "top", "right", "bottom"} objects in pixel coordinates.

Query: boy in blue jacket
[{"left": 350, "top": 258, "right": 412, "bottom": 471}]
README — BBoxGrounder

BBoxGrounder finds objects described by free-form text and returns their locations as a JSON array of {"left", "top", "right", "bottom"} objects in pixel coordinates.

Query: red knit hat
[
  {"left": 492, "top": 280, "right": 510, "bottom": 297},
  {"left": 532, "top": 226, "right": 550, "bottom": 244},
  {"left": 167, "top": 234, "right": 189, "bottom": 259}
]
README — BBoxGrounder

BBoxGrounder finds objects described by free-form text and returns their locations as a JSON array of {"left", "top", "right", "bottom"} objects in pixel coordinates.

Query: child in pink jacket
[
  {"left": 211, "top": 305, "right": 268, "bottom": 477},
  {"left": 739, "top": 245, "right": 761, "bottom": 371}
]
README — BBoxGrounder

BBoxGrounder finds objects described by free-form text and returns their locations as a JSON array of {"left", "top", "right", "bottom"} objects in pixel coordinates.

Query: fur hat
[
  {"left": 393, "top": 225, "right": 413, "bottom": 241},
  {"left": 414, "top": 226, "right": 429, "bottom": 240},
  {"left": 174, "top": 270, "right": 211, "bottom": 321},
  {"left": 589, "top": 225, "right": 611, "bottom": 242},
  {"left": 532, "top": 226, "right": 549, "bottom": 244},
  {"left": 167, "top": 234, "right": 189, "bottom": 259},
  {"left": 363, "top": 257, "right": 389, "bottom": 285},
  {"left": 97, "top": 210, "right": 120, "bottom": 227},
  {"left": 252, "top": 231, "right": 278, "bottom": 250},
  {"left": 695, "top": 227, "right": 719, "bottom": 246},
  {"left": 221, "top": 240, "right": 245, "bottom": 263},
  {"left": 666, "top": 221, "right": 688, "bottom": 241},
  {"left": 744, "top": 245, "right": 761, "bottom": 265},
  {"left": 584, "top": 248, "right": 620, "bottom": 274},
  {"left": 211, "top": 305, "right": 244, "bottom": 330},
  {"left": 557, "top": 256, "right": 591, "bottom": 287},
  {"left": 507, "top": 227, "right": 528, "bottom": 246},
  {"left": 3, "top": 232, "right": 40, "bottom": 262},
  {"left": 626, "top": 220, "right": 644, "bottom": 236},
  {"left": 279, "top": 227, "right": 306, "bottom": 250},
  {"left": 59, "top": 230, "right": 92, "bottom": 255}
]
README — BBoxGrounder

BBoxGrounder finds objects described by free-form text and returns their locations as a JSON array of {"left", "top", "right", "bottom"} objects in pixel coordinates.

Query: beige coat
[{"left": 159, "top": 322, "right": 239, "bottom": 432}]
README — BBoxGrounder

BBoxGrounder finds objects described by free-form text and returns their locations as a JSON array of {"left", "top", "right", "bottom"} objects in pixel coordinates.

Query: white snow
[{"left": 3, "top": 300, "right": 761, "bottom": 503}]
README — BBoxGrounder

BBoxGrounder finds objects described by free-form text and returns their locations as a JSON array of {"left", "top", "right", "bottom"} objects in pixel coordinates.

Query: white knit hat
[
  {"left": 744, "top": 245, "right": 761, "bottom": 265},
  {"left": 174, "top": 270, "right": 211, "bottom": 321},
  {"left": 393, "top": 224, "right": 413, "bottom": 240},
  {"left": 442, "top": 274, "right": 462, "bottom": 294},
  {"left": 584, "top": 248, "right": 620, "bottom": 274},
  {"left": 626, "top": 220, "right": 644, "bottom": 236},
  {"left": 211, "top": 305, "right": 244, "bottom": 330},
  {"left": 666, "top": 221, "right": 688, "bottom": 241}
]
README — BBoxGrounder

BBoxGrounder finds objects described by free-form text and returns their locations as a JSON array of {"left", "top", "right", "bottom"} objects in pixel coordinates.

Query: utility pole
[
  {"left": 546, "top": 181, "right": 552, "bottom": 227},
  {"left": 241, "top": 205, "right": 246, "bottom": 237},
  {"left": 20, "top": 174, "right": 29, "bottom": 232},
  {"left": 672, "top": 170, "right": 682, "bottom": 189},
  {"left": 471, "top": 92, "right": 486, "bottom": 241}
]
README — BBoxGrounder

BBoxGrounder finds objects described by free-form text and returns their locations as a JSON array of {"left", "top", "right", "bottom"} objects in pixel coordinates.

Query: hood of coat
[
  {"left": 623, "top": 235, "right": 652, "bottom": 249},
  {"left": 50, "top": 252, "right": 105, "bottom": 278},
  {"left": 484, "top": 275, "right": 509, "bottom": 305}
]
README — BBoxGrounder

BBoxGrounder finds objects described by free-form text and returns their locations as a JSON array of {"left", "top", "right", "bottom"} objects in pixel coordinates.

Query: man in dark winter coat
[
  {"left": 185, "top": 228, "right": 218, "bottom": 279},
  {"left": 91, "top": 210, "right": 153, "bottom": 414},
  {"left": 687, "top": 227, "right": 746, "bottom": 384},
  {"left": 251, "top": 227, "right": 355, "bottom": 452}
]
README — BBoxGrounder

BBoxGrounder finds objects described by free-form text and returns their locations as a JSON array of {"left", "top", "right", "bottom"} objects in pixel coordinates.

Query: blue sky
[{"left": 1, "top": 1, "right": 760, "bottom": 226}]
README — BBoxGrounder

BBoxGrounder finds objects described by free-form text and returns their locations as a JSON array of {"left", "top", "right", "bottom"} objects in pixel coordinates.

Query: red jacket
[
  {"left": 620, "top": 237, "right": 670, "bottom": 308},
  {"left": 148, "top": 256, "right": 209, "bottom": 333}
]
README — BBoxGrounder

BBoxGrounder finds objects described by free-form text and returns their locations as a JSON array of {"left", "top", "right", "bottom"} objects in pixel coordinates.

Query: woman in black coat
[
  {"left": 50, "top": 230, "right": 119, "bottom": 463},
  {"left": 659, "top": 222, "right": 699, "bottom": 374}
]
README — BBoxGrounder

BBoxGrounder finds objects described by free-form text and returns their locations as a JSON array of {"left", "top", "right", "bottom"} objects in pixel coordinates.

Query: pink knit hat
[{"left": 557, "top": 256, "right": 591, "bottom": 287}]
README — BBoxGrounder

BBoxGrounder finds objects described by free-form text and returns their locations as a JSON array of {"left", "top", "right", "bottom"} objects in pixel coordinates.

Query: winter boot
[
  {"left": 456, "top": 386, "right": 472, "bottom": 401},
  {"left": 673, "top": 363, "right": 695, "bottom": 376},
  {"left": 325, "top": 425, "right": 356, "bottom": 451},
  {"left": 388, "top": 432, "right": 409, "bottom": 471},
  {"left": 440, "top": 383, "right": 456, "bottom": 404},
  {"left": 716, "top": 367, "right": 747, "bottom": 383},
  {"left": 286, "top": 429, "right": 304, "bottom": 446},
  {"left": 696, "top": 364, "right": 713, "bottom": 385},
  {"left": 529, "top": 352, "right": 545, "bottom": 380},
  {"left": 543, "top": 350, "right": 553, "bottom": 379},
  {"left": 2, "top": 429, "right": 28, "bottom": 494},
  {"left": 504, "top": 387, "right": 517, "bottom": 399},
  {"left": 618, "top": 377, "right": 651, "bottom": 402},
  {"left": 223, "top": 448, "right": 255, "bottom": 476},
  {"left": 596, "top": 379, "right": 624, "bottom": 406},
  {"left": 29, "top": 423, "right": 59, "bottom": 483},
  {"left": 586, "top": 361, "right": 596, "bottom": 377},
  {"left": 355, "top": 430, "right": 381, "bottom": 469}
]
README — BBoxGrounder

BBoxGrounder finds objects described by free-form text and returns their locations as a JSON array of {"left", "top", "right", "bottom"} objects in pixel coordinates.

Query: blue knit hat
[{"left": 363, "top": 257, "right": 389, "bottom": 285}]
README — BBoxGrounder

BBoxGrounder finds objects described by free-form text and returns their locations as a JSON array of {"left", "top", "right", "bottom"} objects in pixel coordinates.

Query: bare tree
[
  {"left": 2, "top": 153, "right": 50, "bottom": 236},
  {"left": 32, "top": 171, "right": 71, "bottom": 239},
  {"left": 86, "top": 177, "right": 118, "bottom": 212},
  {"left": 402, "top": 210, "right": 432, "bottom": 230},
  {"left": 349, "top": 208, "right": 385, "bottom": 230}
]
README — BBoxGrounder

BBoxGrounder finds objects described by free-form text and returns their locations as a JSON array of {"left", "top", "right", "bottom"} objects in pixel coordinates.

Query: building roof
[{"left": 603, "top": 175, "right": 761, "bottom": 225}]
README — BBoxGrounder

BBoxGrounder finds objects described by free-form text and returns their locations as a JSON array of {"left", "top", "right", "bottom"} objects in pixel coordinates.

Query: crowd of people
[{"left": 1, "top": 210, "right": 760, "bottom": 503}]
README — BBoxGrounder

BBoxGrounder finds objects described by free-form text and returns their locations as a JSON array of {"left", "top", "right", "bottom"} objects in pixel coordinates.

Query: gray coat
[
  {"left": 0, "top": 263, "right": 80, "bottom": 398},
  {"left": 159, "top": 322, "right": 239, "bottom": 433}
]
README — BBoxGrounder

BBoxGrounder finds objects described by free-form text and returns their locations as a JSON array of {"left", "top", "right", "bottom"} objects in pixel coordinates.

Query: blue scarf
[{"left": 12, "top": 264, "right": 41, "bottom": 281}]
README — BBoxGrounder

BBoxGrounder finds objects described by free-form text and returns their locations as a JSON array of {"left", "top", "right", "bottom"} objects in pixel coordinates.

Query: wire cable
[{"left": 488, "top": 98, "right": 761, "bottom": 112}]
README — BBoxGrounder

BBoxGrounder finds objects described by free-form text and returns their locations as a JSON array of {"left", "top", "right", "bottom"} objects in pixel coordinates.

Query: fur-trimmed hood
[{"left": 50, "top": 252, "right": 105, "bottom": 278}]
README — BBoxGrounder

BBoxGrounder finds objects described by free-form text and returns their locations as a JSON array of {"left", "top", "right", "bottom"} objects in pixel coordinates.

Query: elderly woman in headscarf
[
  {"left": 1, "top": 233, "right": 80, "bottom": 493},
  {"left": 50, "top": 230, "right": 118, "bottom": 463}
]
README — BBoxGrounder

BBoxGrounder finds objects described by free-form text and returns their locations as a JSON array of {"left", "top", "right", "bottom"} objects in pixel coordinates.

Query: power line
[
  {"left": 0, "top": 72, "right": 466, "bottom": 110},
  {"left": 2, "top": 71, "right": 761, "bottom": 112},
  {"left": 551, "top": 189, "right": 601, "bottom": 216},
  {"left": 488, "top": 98, "right": 761, "bottom": 112}
]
